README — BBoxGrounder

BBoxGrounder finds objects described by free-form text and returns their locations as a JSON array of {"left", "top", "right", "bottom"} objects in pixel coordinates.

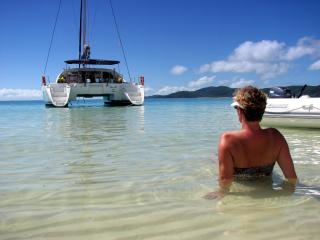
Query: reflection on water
[
  {"left": 0, "top": 99, "right": 319, "bottom": 240},
  {"left": 41, "top": 104, "right": 146, "bottom": 199}
]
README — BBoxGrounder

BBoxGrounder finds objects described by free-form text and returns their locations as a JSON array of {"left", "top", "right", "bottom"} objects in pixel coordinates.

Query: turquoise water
[{"left": 0, "top": 98, "right": 319, "bottom": 240}]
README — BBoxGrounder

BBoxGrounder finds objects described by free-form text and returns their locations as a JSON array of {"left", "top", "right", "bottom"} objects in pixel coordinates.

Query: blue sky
[{"left": 0, "top": 0, "right": 319, "bottom": 99}]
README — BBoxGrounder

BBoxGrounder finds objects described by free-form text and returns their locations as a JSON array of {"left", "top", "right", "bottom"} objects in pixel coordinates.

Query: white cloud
[
  {"left": 284, "top": 37, "right": 320, "bottom": 61},
  {"left": 201, "top": 60, "right": 289, "bottom": 79},
  {"left": 0, "top": 88, "right": 42, "bottom": 100},
  {"left": 143, "top": 86, "right": 154, "bottom": 95},
  {"left": 229, "top": 78, "right": 255, "bottom": 88},
  {"left": 156, "top": 86, "right": 188, "bottom": 95},
  {"left": 216, "top": 77, "right": 255, "bottom": 88},
  {"left": 230, "top": 40, "right": 285, "bottom": 62},
  {"left": 284, "top": 46, "right": 315, "bottom": 61},
  {"left": 155, "top": 75, "right": 215, "bottom": 95},
  {"left": 257, "top": 62, "right": 289, "bottom": 79},
  {"left": 217, "top": 79, "right": 231, "bottom": 86},
  {"left": 188, "top": 76, "right": 215, "bottom": 88},
  {"left": 170, "top": 65, "right": 188, "bottom": 75},
  {"left": 200, "top": 36, "right": 320, "bottom": 79},
  {"left": 309, "top": 60, "right": 320, "bottom": 70},
  {"left": 199, "top": 64, "right": 211, "bottom": 73}
]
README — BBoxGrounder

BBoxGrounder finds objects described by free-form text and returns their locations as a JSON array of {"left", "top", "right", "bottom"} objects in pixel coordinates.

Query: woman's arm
[
  {"left": 274, "top": 129, "right": 298, "bottom": 184},
  {"left": 203, "top": 133, "right": 234, "bottom": 199},
  {"left": 218, "top": 133, "right": 235, "bottom": 191}
]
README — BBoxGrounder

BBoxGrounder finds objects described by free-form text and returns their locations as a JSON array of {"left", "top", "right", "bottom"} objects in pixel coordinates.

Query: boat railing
[{"left": 131, "top": 76, "right": 145, "bottom": 86}]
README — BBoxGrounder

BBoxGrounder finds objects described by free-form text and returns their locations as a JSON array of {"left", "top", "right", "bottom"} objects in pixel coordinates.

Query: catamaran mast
[
  {"left": 78, "top": 0, "right": 83, "bottom": 68},
  {"left": 82, "top": 0, "right": 87, "bottom": 47},
  {"left": 78, "top": 0, "right": 90, "bottom": 66}
]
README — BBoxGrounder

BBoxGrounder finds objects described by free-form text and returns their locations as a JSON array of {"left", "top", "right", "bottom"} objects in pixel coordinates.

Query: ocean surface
[{"left": 0, "top": 98, "right": 319, "bottom": 240}]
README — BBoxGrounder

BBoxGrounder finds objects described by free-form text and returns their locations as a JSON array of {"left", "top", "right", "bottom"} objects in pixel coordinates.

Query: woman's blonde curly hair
[{"left": 234, "top": 86, "right": 267, "bottom": 122}]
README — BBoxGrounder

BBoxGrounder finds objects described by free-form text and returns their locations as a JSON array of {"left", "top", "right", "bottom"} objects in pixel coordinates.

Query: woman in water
[{"left": 207, "top": 86, "right": 297, "bottom": 198}]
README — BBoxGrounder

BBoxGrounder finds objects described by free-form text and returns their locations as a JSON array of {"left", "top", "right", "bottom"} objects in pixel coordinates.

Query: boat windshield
[{"left": 57, "top": 69, "right": 123, "bottom": 84}]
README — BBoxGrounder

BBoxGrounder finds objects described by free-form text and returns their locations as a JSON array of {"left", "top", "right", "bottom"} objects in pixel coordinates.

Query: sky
[{"left": 0, "top": 0, "right": 320, "bottom": 100}]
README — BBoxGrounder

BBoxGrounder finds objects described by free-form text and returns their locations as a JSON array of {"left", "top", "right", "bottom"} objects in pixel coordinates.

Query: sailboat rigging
[{"left": 42, "top": 0, "right": 144, "bottom": 107}]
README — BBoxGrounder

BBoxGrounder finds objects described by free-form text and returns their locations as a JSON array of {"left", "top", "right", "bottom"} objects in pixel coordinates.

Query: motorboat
[
  {"left": 262, "top": 85, "right": 320, "bottom": 128},
  {"left": 41, "top": 0, "right": 144, "bottom": 107}
]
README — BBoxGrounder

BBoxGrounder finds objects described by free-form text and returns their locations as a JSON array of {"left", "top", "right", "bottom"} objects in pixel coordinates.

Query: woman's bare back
[
  {"left": 219, "top": 127, "right": 297, "bottom": 181},
  {"left": 227, "top": 128, "right": 280, "bottom": 168}
]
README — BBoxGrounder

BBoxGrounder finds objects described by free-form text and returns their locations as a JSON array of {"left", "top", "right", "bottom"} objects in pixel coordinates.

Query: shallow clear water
[{"left": 0, "top": 98, "right": 319, "bottom": 240}]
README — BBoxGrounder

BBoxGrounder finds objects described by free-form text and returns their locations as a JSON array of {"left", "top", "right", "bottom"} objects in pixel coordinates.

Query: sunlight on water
[{"left": 0, "top": 99, "right": 319, "bottom": 240}]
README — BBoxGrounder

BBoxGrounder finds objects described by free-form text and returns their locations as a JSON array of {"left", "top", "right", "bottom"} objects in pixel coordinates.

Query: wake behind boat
[
  {"left": 262, "top": 86, "right": 320, "bottom": 128},
  {"left": 42, "top": 0, "right": 144, "bottom": 107}
]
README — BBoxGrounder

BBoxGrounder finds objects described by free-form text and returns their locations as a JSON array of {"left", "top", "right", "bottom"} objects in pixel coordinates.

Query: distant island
[{"left": 148, "top": 85, "right": 320, "bottom": 98}]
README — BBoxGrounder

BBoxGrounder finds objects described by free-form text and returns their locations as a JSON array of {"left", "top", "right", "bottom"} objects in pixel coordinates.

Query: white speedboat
[
  {"left": 262, "top": 86, "right": 320, "bottom": 128},
  {"left": 41, "top": 0, "right": 144, "bottom": 107}
]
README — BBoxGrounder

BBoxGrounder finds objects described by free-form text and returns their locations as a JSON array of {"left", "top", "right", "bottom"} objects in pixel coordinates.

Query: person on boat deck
[
  {"left": 214, "top": 86, "right": 298, "bottom": 196},
  {"left": 58, "top": 75, "right": 65, "bottom": 83}
]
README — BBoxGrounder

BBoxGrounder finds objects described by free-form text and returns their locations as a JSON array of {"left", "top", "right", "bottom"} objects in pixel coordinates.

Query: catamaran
[{"left": 42, "top": 0, "right": 144, "bottom": 107}]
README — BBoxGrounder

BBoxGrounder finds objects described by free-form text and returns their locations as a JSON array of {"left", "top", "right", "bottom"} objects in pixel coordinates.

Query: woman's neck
[{"left": 241, "top": 120, "right": 261, "bottom": 131}]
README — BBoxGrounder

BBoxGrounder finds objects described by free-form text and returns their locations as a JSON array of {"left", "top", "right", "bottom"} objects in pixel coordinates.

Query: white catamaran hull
[
  {"left": 42, "top": 82, "right": 144, "bottom": 107},
  {"left": 262, "top": 97, "right": 320, "bottom": 128}
]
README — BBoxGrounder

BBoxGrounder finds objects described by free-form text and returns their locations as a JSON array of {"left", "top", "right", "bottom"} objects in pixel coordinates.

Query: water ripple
[{"left": 0, "top": 99, "right": 319, "bottom": 240}]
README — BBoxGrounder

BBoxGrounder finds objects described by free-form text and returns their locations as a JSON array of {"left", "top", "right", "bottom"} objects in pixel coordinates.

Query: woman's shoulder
[
  {"left": 219, "top": 131, "right": 240, "bottom": 145},
  {"left": 220, "top": 130, "right": 239, "bottom": 138},
  {"left": 263, "top": 127, "right": 283, "bottom": 136},
  {"left": 263, "top": 127, "right": 286, "bottom": 142}
]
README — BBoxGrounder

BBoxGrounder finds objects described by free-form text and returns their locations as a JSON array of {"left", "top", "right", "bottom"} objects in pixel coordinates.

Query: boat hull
[
  {"left": 262, "top": 113, "right": 320, "bottom": 129},
  {"left": 261, "top": 97, "right": 320, "bottom": 129},
  {"left": 42, "top": 82, "right": 144, "bottom": 107}
]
